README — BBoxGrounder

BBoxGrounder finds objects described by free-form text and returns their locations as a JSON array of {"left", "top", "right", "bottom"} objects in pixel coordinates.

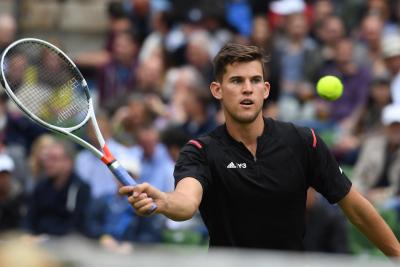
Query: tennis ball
[{"left": 316, "top": 75, "right": 343, "bottom": 101}]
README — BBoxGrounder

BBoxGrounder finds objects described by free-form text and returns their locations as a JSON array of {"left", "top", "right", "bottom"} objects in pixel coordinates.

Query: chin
[{"left": 231, "top": 112, "right": 261, "bottom": 124}]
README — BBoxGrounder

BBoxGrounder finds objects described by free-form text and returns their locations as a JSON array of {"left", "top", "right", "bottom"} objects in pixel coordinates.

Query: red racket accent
[{"left": 101, "top": 144, "right": 116, "bottom": 164}]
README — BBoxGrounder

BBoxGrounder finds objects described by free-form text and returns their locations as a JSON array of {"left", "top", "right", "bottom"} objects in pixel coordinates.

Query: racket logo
[{"left": 57, "top": 102, "right": 82, "bottom": 123}]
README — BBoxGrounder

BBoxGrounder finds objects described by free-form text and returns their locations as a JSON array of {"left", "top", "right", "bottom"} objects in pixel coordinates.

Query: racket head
[{"left": 0, "top": 38, "right": 91, "bottom": 132}]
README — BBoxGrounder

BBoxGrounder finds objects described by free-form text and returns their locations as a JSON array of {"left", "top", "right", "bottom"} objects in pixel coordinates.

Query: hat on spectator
[
  {"left": 382, "top": 104, "right": 400, "bottom": 125},
  {"left": 0, "top": 154, "right": 14, "bottom": 173},
  {"left": 381, "top": 34, "right": 400, "bottom": 59}
]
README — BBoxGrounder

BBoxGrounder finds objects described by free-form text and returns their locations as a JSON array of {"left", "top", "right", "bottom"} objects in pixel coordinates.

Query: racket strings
[{"left": 2, "top": 41, "right": 89, "bottom": 128}]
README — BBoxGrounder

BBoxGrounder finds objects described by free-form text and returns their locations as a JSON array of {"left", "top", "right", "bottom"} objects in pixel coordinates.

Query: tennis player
[{"left": 120, "top": 43, "right": 400, "bottom": 256}]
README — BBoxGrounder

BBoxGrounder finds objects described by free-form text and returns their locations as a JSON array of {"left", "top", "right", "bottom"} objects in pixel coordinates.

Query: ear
[
  {"left": 210, "top": 81, "right": 222, "bottom": 100},
  {"left": 263, "top": 82, "right": 270, "bottom": 100}
]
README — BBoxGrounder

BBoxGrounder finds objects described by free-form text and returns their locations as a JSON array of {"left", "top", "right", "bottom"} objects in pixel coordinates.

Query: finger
[
  {"left": 133, "top": 197, "right": 153, "bottom": 210},
  {"left": 132, "top": 183, "right": 150, "bottom": 197},
  {"left": 119, "top": 186, "right": 135, "bottom": 195},
  {"left": 128, "top": 192, "right": 148, "bottom": 204},
  {"left": 137, "top": 202, "right": 157, "bottom": 215}
]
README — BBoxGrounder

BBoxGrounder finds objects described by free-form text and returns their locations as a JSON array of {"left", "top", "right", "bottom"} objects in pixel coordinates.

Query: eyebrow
[{"left": 228, "top": 75, "right": 263, "bottom": 80}]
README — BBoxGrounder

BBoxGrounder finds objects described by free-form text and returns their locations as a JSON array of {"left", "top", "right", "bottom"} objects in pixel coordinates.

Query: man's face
[
  {"left": 40, "top": 144, "right": 72, "bottom": 178},
  {"left": 211, "top": 60, "right": 269, "bottom": 124}
]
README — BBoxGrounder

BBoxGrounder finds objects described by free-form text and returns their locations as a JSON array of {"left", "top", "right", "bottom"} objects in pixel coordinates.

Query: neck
[{"left": 225, "top": 115, "right": 264, "bottom": 155}]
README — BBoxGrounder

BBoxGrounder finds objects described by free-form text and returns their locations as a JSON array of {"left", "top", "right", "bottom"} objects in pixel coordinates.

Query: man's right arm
[{"left": 119, "top": 177, "right": 203, "bottom": 221}]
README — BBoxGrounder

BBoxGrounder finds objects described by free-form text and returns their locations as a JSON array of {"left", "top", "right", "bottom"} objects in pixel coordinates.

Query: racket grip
[
  {"left": 108, "top": 161, "right": 137, "bottom": 186},
  {"left": 108, "top": 161, "right": 158, "bottom": 214}
]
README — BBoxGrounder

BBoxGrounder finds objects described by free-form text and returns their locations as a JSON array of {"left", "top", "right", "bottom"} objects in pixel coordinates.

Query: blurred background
[{"left": 0, "top": 0, "right": 400, "bottom": 266}]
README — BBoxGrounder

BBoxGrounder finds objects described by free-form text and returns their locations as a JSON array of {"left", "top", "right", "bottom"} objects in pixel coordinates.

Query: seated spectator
[
  {"left": 97, "top": 29, "right": 140, "bottom": 112},
  {"left": 24, "top": 139, "right": 91, "bottom": 236},
  {"left": 0, "top": 153, "right": 25, "bottom": 232},
  {"left": 112, "top": 93, "right": 156, "bottom": 146},
  {"left": 331, "top": 76, "right": 392, "bottom": 165},
  {"left": 74, "top": 0, "right": 132, "bottom": 69},
  {"left": 86, "top": 158, "right": 141, "bottom": 253},
  {"left": 128, "top": 124, "right": 174, "bottom": 243},
  {"left": 26, "top": 134, "right": 57, "bottom": 193},
  {"left": 180, "top": 84, "right": 217, "bottom": 138},
  {"left": 0, "top": 13, "right": 17, "bottom": 53},
  {"left": 75, "top": 111, "right": 138, "bottom": 199},
  {"left": 352, "top": 104, "right": 400, "bottom": 206},
  {"left": 318, "top": 38, "right": 372, "bottom": 125}
]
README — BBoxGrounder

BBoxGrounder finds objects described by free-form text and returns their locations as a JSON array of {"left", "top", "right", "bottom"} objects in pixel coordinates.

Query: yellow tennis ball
[{"left": 316, "top": 75, "right": 343, "bottom": 101}]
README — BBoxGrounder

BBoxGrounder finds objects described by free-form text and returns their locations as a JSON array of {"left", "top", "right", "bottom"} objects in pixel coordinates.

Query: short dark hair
[{"left": 213, "top": 43, "right": 268, "bottom": 82}]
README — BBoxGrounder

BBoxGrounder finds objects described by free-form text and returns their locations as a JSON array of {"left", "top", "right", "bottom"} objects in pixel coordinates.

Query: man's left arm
[{"left": 338, "top": 186, "right": 400, "bottom": 257}]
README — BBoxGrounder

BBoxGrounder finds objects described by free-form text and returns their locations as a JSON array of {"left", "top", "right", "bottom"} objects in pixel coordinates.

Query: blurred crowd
[{"left": 1, "top": 0, "right": 400, "bottom": 256}]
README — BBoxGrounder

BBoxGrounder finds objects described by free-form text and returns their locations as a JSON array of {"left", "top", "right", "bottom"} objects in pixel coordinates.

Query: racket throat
[{"left": 100, "top": 144, "right": 116, "bottom": 165}]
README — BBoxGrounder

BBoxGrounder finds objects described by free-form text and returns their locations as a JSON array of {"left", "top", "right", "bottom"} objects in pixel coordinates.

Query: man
[
  {"left": 25, "top": 139, "right": 91, "bottom": 236},
  {"left": 352, "top": 104, "right": 400, "bottom": 206},
  {"left": 0, "top": 153, "right": 25, "bottom": 231},
  {"left": 120, "top": 43, "right": 400, "bottom": 256}
]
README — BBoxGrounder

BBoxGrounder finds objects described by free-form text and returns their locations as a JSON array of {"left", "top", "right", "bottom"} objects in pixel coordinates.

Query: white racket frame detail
[{"left": 0, "top": 38, "right": 155, "bottom": 197}]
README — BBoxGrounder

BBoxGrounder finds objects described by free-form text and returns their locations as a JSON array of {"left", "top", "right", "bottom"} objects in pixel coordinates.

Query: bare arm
[
  {"left": 119, "top": 177, "right": 203, "bottom": 221},
  {"left": 338, "top": 186, "right": 400, "bottom": 257}
]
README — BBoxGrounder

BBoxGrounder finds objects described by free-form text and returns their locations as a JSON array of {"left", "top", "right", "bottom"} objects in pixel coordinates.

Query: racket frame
[{"left": 0, "top": 38, "right": 148, "bottom": 191}]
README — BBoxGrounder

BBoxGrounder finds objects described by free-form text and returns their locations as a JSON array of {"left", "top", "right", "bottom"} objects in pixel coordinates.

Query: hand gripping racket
[{"left": 0, "top": 38, "right": 156, "bottom": 212}]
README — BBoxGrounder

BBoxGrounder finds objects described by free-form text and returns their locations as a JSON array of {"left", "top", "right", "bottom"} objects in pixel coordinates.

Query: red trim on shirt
[
  {"left": 310, "top": 129, "right": 317, "bottom": 148},
  {"left": 188, "top": 139, "right": 202, "bottom": 149}
]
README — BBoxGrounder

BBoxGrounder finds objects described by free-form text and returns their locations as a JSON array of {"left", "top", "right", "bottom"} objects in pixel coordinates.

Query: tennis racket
[{"left": 0, "top": 38, "right": 156, "bottom": 211}]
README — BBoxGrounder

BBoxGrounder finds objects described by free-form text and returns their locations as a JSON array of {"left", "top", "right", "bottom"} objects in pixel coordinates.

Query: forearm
[
  {"left": 158, "top": 191, "right": 199, "bottom": 221},
  {"left": 349, "top": 204, "right": 399, "bottom": 256},
  {"left": 340, "top": 188, "right": 400, "bottom": 257}
]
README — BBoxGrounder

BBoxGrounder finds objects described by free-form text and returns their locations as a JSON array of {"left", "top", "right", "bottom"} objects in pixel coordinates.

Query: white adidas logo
[
  {"left": 227, "top": 162, "right": 236, "bottom": 168},
  {"left": 227, "top": 162, "right": 247, "bottom": 169}
]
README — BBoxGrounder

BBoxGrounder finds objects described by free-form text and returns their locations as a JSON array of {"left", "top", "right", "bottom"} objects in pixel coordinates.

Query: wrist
[{"left": 155, "top": 191, "right": 169, "bottom": 215}]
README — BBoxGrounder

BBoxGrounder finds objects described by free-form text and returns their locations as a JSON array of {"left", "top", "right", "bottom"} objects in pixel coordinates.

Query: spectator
[
  {"left": 180, "top": 85, "right": 217, "bottom": 138},
  {"left": 24, "top": 139, "right": 91, "bottom": 236},
  {"left": 97, "top": 29, "right": 140, "bottom": 112},
  {"left": 128, "top": 124, "right": 174, "bottom": 242},
  {"left": 314, "top": 15, "right": 345, "bottom": 66},
  {"left": 331, "top": 76, "right": 392, "bottom": 165},
  {"left": 381, "top": 33, "right": 400, "bottom": 105},
  {"left": 273, "top": 12, "right": 320, "bottom": 121},
  {"left": 26, "top": 134, "right": 57, "bottom": 193},
  {"left": 74, "top": 1, "right": 132, "bottom": 69},
  {"left": 357, "top": 14, "right": 387, "bottom": 78},
  {"left": 75, "top": 111, "right": 138, "bottom": 199},
  {"left": 0, "top": 13, "right": 16, "bottom": 53},
  {"left": 112, "top": 93, "right": 156, "bottom": 146},
  {"left": 86, "top": 158, "right": 141, "bottom": 253},
  {"left": 134, "top": 53, "right": 166, "bottom": 95},
  {"left": 0, "top": 154, "right": 25, "bottom": 232},
  {"left": 319, "top": 38, "right": 372, "bottom": 124},
  {"left": 185, "top": 30, "right": 214, "bottom": 83},
  {"left": 161, "top": 125, "right": 191, "bottom": 162},
  {"left": 352, "top": 104, "right": 400, "bottom": 206}
]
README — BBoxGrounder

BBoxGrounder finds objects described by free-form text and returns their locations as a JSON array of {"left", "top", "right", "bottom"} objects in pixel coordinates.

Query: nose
[{"left": 242, "top": 79, "right": 253, "bottom": 94}]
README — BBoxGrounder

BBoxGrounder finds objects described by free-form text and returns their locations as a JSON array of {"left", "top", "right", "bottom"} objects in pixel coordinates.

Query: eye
[
  {"left": 251, "top": 77, "right": 263, "bottom": 84},
  {"left": 231, "top": 78, "right": 241, "bottom": 84}
]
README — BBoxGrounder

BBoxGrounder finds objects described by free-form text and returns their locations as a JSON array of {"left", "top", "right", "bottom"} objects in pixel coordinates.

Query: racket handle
[
  {"left": 108, "top": 161, "right": 158, "bottom": 214},
  {"left": 108, "top": 161, "right": 137, "bottom": 186}
]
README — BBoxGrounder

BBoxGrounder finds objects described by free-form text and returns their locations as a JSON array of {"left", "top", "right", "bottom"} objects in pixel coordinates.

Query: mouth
[{"left": 240, "top": 99, "right": 254, "bottom": 106}]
